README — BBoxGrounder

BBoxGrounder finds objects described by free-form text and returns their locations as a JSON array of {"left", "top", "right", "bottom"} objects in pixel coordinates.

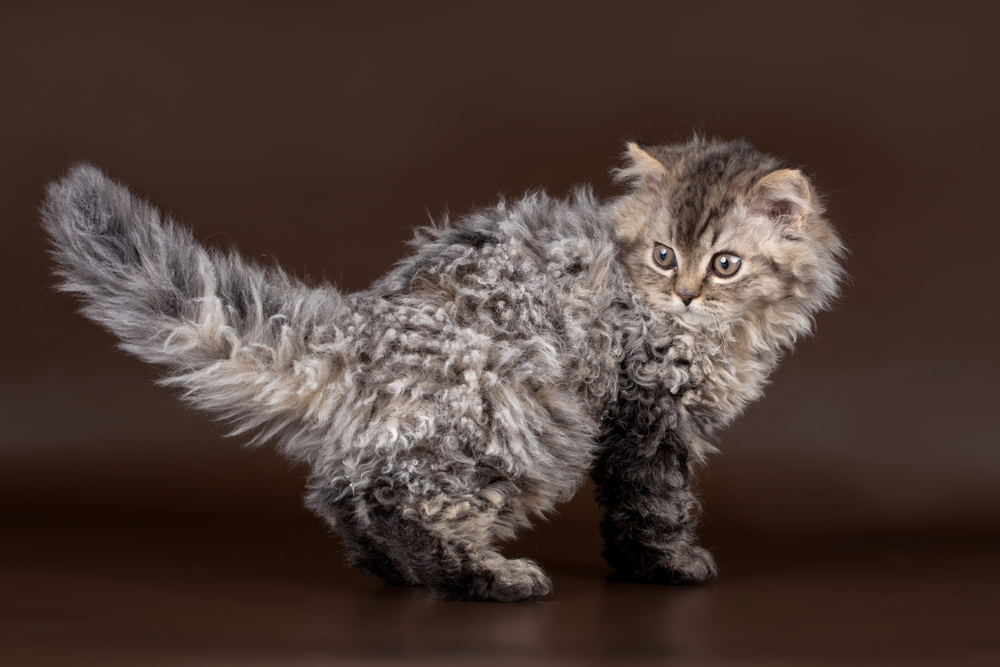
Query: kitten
[{"left": 41, "top": 137, "right": 845, "bottom": 601}]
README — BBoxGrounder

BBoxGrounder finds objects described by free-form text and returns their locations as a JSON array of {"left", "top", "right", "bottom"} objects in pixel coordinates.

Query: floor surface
[{"left": 3, "top": 506, "right": 998, "bottom": 667}]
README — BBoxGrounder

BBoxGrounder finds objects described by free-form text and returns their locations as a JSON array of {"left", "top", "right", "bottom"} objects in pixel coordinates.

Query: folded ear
[
  {"left": 614, "top": 142, "right": 668, "bottom": 190},
  {"left": 750, "top": 168, "right": 816, "bottom": 227}
]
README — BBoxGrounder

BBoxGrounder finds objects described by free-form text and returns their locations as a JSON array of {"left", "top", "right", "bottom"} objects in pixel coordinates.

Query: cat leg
[
  {"left": 592, "top": 435, "right": 717, "bottom": 584},
  {"left": 306, "top": 485, "right": 417, "bottom": 586},
  {"left": 311, "top": 481, "right": 552, "bottom": 601},
  {"left": 362, "top": 483, "right": 552, "bottom": 601}
]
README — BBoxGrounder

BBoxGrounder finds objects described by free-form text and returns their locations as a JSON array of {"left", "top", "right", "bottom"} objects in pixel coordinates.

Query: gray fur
[{"left": 41, "top": 137, "right": 845, "bottom": 601}]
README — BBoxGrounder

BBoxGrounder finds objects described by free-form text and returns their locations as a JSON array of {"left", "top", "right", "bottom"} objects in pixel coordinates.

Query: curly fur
[{"left": 41, "top": 137, "right": 845, "bottom": 601}]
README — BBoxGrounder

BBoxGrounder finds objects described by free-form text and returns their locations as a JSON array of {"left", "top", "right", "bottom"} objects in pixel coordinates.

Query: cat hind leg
[{"left": 311, "top": 482, "right": 551, "bottom": 601}]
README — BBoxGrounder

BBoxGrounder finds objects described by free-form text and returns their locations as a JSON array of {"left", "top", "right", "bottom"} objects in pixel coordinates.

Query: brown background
[{"left": 2, "top": 1, "right": 998, "bottom": 665}]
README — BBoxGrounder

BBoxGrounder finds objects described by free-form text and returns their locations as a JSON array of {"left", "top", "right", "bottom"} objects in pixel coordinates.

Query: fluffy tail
[{"left": 42, "top": 164, "right": 351, "bottom": 448}]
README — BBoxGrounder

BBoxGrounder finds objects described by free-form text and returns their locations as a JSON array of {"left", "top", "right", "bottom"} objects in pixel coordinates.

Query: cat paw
[
  {"left": 468, "top": 555, "right": 553, "bottom": 602},
  {"left": 606, "top": 543, "right": 718, "bottom": 585},
  {"left": 644, "top": 545, "right": 718, "bottom": 585},
  {"left": 429, "top": 554, "right": 553, "bottom": 602}
]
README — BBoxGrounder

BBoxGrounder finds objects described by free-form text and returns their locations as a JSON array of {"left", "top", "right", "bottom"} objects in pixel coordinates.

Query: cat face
[{"left": 613, "top": 138, "right": 844, "bottom": 333}]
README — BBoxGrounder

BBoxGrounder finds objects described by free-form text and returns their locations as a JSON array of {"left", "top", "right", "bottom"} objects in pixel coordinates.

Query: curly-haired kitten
[{"left": 42, "top": 137, "right": 845, "bottom": 601}]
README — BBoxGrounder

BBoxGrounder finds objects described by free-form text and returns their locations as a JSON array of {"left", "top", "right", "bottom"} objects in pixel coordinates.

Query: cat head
[{"left": 612, "top": 137, "right": 845, "bottom": 346}]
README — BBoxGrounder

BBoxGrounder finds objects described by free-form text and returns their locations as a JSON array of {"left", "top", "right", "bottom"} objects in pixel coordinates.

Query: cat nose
[{"left": 676, "top": 290, "right": 699, "bottom": 306}]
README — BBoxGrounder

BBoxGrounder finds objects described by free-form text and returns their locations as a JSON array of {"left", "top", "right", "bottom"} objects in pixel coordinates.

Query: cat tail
[{"left": 41, "top": 163, "right": 353, "bottom": 450}]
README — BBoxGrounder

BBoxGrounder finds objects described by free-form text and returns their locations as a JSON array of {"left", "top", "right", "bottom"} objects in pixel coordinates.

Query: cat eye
[
  {"left": 712, "top": 253, "right": 742, "bottom": 277},
  {"left": 652, "top": 244, "right": 677, "bottom": 269}
]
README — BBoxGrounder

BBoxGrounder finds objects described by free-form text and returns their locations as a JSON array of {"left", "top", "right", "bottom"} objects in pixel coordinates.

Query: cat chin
[{"left": 671, "top": 310, "right": 714, "bottom": 328}]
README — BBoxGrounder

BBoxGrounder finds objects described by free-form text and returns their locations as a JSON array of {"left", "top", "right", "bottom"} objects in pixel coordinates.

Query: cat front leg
[{"left": 591, "top": 431, "right": 717, "bottom": 584}]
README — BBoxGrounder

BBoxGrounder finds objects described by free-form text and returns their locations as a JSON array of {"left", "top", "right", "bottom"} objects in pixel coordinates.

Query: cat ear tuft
[
  {"left": 750, "top": 168, "right": 816, "bottom": 227},
  {"left": 614, "top": 142, "right": 668, "bottom": 190}
]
